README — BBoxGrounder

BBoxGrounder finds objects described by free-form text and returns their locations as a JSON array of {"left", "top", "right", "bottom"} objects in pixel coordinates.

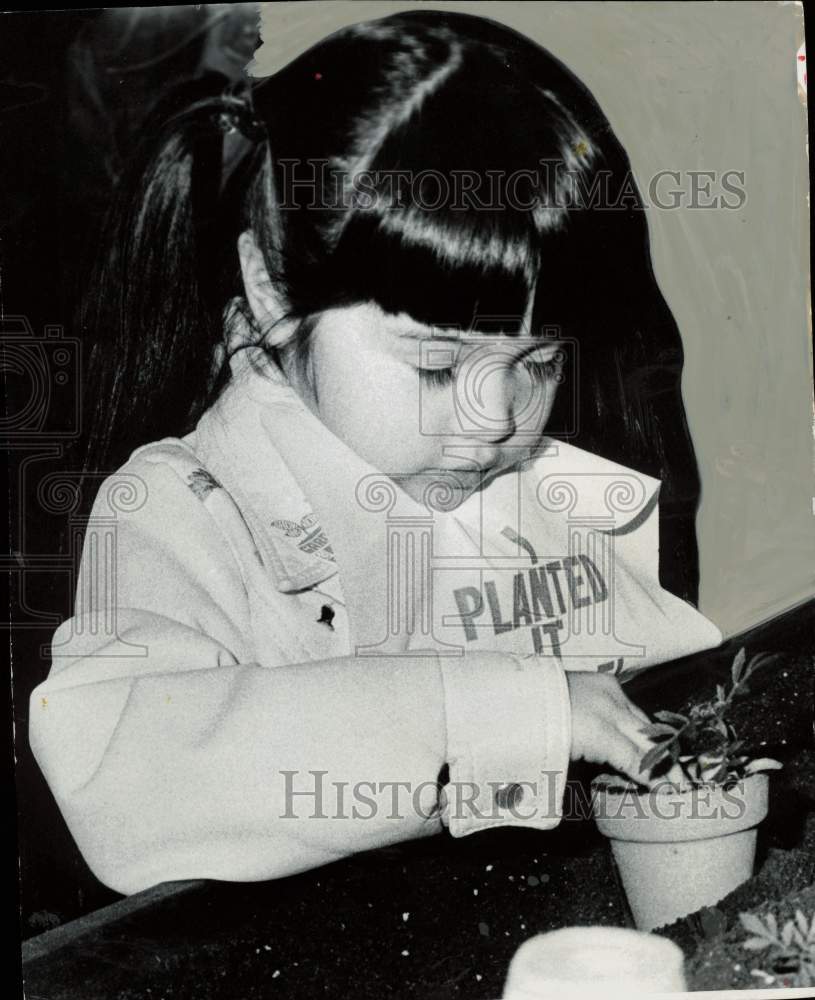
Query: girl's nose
[{"left": 454, "top": 359, "right": 517, "bottom": 442}]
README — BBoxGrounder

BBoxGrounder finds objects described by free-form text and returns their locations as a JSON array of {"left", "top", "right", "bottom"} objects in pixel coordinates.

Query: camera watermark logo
[
  {"left": 418, "top": 322, "right": 577, "bottom": 440},
  {"left": 5, "top": 317, "right": 84, "bottom": 637},
  {"left": 2, "top": 316, "right": 81, "bottom": 439},
  {"left": 47, "top": 473, "right": 150, "bottom": 656}
]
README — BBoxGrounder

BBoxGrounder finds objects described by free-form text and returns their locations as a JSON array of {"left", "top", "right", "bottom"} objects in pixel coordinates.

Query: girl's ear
[{"left": 237, "top": 230, "right": 295, "bottom": 347}]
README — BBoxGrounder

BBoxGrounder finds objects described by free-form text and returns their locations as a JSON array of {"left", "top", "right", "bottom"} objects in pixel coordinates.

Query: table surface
[{"left": 22, "top": 600, "right": 815, "bottom": 999}]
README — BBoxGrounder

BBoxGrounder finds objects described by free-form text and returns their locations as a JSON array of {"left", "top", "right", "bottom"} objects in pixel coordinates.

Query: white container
[
  {"left": 502, "top": 925, "right": 687, "bottom": 998},
  {"left": 592, "top": 773, "right": 769, "bottom": 931}
]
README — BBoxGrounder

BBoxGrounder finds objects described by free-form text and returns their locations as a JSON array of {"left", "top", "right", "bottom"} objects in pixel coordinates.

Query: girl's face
[{"left": 281, "top": 301, "right": 563, "bottom": 506}]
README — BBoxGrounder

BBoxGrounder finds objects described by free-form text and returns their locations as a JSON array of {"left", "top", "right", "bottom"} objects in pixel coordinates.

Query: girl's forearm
[
  {"left": 32, "top": 627, "right": 570, "bottom": 896},
  {"left": 31, "top": 647, "right": 448, "bottom": 895}
]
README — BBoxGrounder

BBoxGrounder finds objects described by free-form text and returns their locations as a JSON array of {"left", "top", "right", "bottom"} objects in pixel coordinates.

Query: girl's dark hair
[{"left": 83, "top": 10, "right": 701, "bottom": 603}]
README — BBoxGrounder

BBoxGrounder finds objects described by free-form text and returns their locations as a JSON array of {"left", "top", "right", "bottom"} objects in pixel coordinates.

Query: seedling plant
[{"left": 638, "top": 648, "right": 783, "bottom": 786}]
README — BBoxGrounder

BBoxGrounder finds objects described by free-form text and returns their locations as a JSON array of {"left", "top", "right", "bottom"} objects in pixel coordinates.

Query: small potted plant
[{"left": 592, "top": 648, "right": 783, "bottom": 931}]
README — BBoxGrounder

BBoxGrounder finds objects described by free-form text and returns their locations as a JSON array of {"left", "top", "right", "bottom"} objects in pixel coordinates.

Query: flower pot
[{"left": 592, "top": 773, "right": 770, "bottom": 932}]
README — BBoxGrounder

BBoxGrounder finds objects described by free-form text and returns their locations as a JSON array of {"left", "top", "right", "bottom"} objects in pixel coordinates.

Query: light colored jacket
[{"left": 29, "top": 351, "right": 722, "bottom": 895}]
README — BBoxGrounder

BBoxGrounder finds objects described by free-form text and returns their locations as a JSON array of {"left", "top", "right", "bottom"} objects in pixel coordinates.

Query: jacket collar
[{"left": 193, "top": 350, "right": 339, "bottom": 593}]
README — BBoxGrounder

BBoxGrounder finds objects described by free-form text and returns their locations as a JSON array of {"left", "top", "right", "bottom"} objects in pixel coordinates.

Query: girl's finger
[
  {"left": 608, "top": 688, "right": 652, "bottom": 730},
  {"left": 601, "top": 726, "right": 653, "bottom": 787},
  {"left": 628, "top": 702, "right": 652, "bottom": 727},
  {"left": 605, "top": 679, "right": 650, "bottom": 726},
  {"left": 616, "top": 716, "right": 662, "bottom": 786},
  {"left": 618, "top": 715, "right": 685, "bottom": 787},
  {"left": 630, "top": 701, "right": 651, "bottom": 725}
]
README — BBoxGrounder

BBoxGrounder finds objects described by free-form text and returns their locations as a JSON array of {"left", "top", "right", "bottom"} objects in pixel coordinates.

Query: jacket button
[{"left": 494, "top": 782, "right": 524, "bottom": 809}]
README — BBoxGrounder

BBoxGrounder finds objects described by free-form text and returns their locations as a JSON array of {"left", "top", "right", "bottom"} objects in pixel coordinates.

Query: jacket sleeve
[{"left": 29, "top": 450, "right": 572, "bottom": 896}]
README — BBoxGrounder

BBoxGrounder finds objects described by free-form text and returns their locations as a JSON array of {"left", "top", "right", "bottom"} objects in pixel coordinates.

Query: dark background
[{"left": 3, "top": 2, "right": 260, "bottom": 942}]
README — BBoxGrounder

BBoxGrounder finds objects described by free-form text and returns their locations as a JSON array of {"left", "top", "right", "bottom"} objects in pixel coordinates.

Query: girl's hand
[{"left": 566, "top": 672, "right": 662, "bottom": 786}]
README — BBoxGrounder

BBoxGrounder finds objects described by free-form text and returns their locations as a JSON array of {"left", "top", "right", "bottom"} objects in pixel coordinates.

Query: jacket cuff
[{"left": 438, "top": 652, "right": 571, "bottom": 836}]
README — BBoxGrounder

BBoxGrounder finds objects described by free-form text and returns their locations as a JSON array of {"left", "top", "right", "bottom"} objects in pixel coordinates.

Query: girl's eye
[
  {"left": 417, "top": 367, "right": 455, "bottom": 388},
  {"left": 522, "top": 357, "right": 562, "bottom": 382},
  {"left": 416, "top": 351, "right": 563, "bottom": 389}
]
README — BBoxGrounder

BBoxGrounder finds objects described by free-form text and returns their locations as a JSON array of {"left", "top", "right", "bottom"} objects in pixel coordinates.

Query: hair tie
[{"left": 214, "top": 100, "right": 266, "bottom": 143}]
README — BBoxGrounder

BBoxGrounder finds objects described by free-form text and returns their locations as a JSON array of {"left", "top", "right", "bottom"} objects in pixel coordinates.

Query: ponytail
[{"left": 81, "top": 78, "right": 266, "bottom": 476}]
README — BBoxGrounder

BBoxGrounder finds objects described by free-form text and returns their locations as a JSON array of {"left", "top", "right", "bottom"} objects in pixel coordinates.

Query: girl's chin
[{"left": 393, "top": 468, "right": 502, "bottom": 509}]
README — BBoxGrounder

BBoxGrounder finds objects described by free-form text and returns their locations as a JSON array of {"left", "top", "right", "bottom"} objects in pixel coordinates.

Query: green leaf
[
  {"left": 743, "top": 937, "right": 772, "bottom": 951},
  {"left": 743, "top": 758, "right": 784, "bottom": 775},
  {"left": 794, "top": 910, "right": 809, "bottom": 938},
  {"left": 638, "top": 723, "right": 679, "bottom": 739},
  {"left": 740, "top": 912, "right": 773, "bottom": 937},
  {"left": 731, "top": 647, "right": 747, "bottom": 687},
  {"left": 781, "top": 922, "right": 797, "bottom": 947},
  {"left": 738, "top": 652, "right": 780, "bottom": 694},
  {"left": 716, "top": 684, "right": 727, "bottom": 704},
  {"left": 654, "top": 710, "right": 689, "bottom": 727},
  {"left": 766, "top": 912, "right": 779, "bottom": 938},
  {"left": 641, "top": 742, "right": 672, "bottom": 773}
]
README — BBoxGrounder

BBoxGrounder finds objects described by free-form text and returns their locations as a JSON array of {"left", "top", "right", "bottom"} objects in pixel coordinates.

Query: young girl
[{"left": 30, "top": 10, "right": 721, "bottom": 897}]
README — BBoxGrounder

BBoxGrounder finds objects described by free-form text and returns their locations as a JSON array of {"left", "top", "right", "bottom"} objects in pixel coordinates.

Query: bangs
[
  {"left": 326, "top": 201, "right": 543, "bottom": 335},
  {"left": 316, "top": 59, "right": 600, "bottom": 336}
]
